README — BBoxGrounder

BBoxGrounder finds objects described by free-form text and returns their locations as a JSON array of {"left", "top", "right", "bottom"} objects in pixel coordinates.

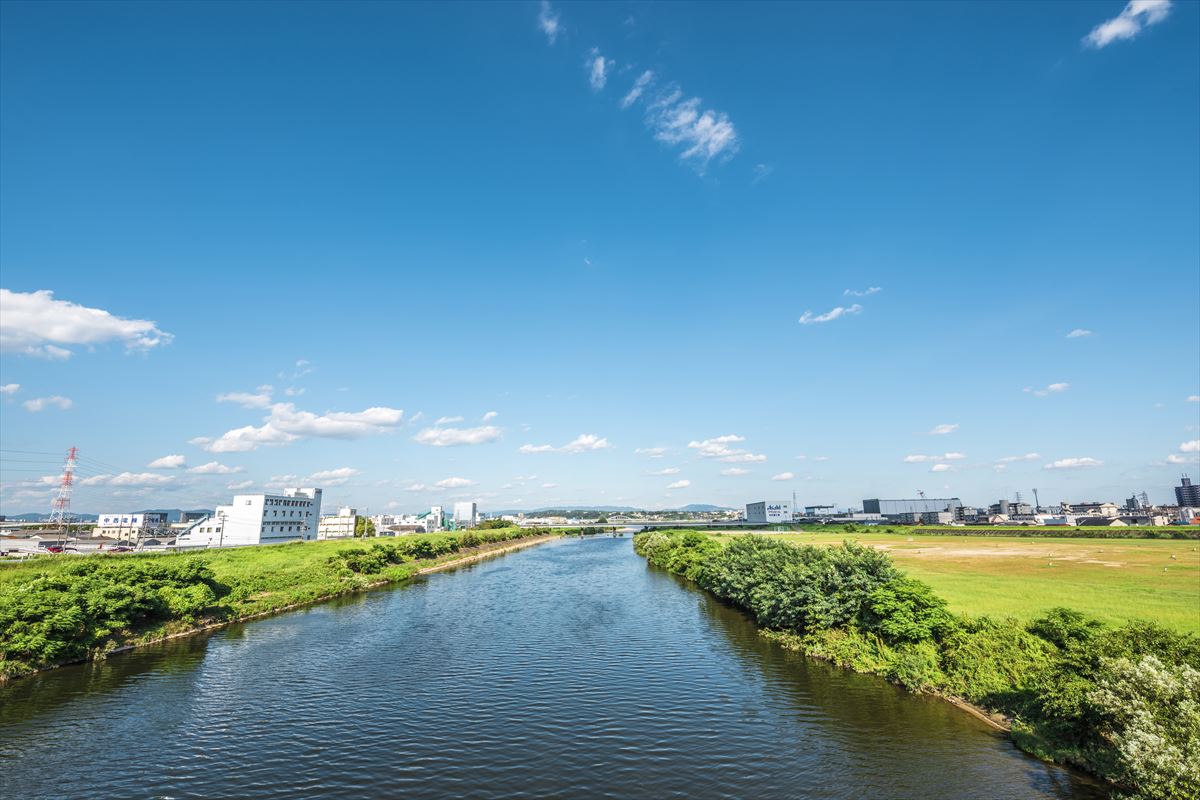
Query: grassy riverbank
[
  {"left": 713, "top": 531, "right": 1200, "bottom": 633},
  {"left": 0, "top": 528, "right": 553, "bottom": 680},
  {"left": 635, "top": 530, "right": 1200, "bottom": 800}
]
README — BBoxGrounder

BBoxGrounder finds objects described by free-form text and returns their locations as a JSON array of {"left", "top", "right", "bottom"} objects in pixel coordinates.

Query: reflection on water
[{"left": 0, "top": 537, "right": 1106, "bottom": 799}]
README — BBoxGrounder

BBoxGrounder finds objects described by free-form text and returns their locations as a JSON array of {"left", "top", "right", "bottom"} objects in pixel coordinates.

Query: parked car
[
  {"left": 44, "top": 545, "right": 64, "bottom": 553},
  {"left": 105, "top": 546, "right": 132, "bottom": 553}
]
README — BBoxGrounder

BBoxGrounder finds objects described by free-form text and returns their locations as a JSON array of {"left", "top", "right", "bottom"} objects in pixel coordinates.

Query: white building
[
  {"left": 94, "top": 512, "right": 169, "bottom": 540},
  {"left": 426, "top": 506, "right": 445, "bottom": 532},
  {"left": 745, "top": 501, "right": 792, "bottom": 524},
  {"left": 318, "top": 506, "right": 357, "bottom": 540},
  {"left": 453, "top": 501, "right": 476, "bottom": 529},
  {"left": 177, "top": 488, "right": 322, "bottom": 548}
]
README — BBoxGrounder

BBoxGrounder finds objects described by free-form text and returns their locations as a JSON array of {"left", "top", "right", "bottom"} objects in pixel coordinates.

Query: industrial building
[
  {"left": 745, "top": 501, "right": 792, "bottom": 524},
  {"left": 317, "top": 506, "right": 358, "bottom": 540},
  {"left": 862, "top": 498, "right": 962, "bottom": 521},
  {"left": 93, "top": 512, "right": 169, "bottom": 540},
  {"left": 177, "top": 488, "right": 322, "bottom": 547}
]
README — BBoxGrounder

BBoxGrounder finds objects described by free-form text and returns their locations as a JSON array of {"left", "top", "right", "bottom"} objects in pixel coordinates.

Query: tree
[{"left": 354, "top": 516, "right": 376, "bottom": 537}]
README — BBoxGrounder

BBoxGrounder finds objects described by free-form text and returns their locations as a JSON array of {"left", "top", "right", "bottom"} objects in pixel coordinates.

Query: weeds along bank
[
  {"left": 634, "top": 530, "right": 1200, "bottom": 800},
  {"left": 0, "top": 528, "right": 552, "bottom": 681}
]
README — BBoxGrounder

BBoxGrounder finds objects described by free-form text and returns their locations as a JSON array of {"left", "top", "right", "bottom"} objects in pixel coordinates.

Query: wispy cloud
[
  {"left": 798, "top": 304, "right": 861, "bottom": 325},
  {"left": 648, "top": 467, "right": 680, "bottom": 476},
  {"left": 667, "top": 479, "right": 690, "bottom": 490},
  {"left": 930, "top": 464, "right": 956, "bottom": 473},
  {"left": 927, "top": 423, "right": 959, "bottom": 435},
  {"left": 587, "top": 48, "right": 612, "bottom": 90},
  {"left": 482, "top": 411, "right": 499, "bottom": 422},
  {"left": 1044, "top": 457, "right": 1103, "bottom": 470},
  {"left": 843, "top": 287, "right": 882, "bottom": 297},
  {"left": 635, "top": 447, "right": 667, "bottom": 458},
  {"left": 721, "top": 467, "right": 750, "bottom": 476},
  {"left": 643, "top": 86, "right": 739, "bottom": 170},
  {"left": 434, "top": 415, "right": 464, "bottom": 425},
  {"left": 217, "top": 390, "right": 273, "bottom": 409},
  {"left": 0, "top": 383, "right": 19, "bottom": 395},
  {"left": 414, "top": 425, "right": 501, "bottom": 447},
  {"left": 1084, "top": 0, "right": 1172, "bottom": 48},
  {"left": 23, "top": 395, "right": 72, "bottom": 412},
  {"left": 1024, "top": 382, "right": 1070, "bottom": 397},
  {"left": 519, "top": 433, "right": 611, "bottom": 454},
  {"left": 771, "top": 472, "right": 794, "bottom": 481},
  {"left": 1066, "top": 328, "right": 1093, "bottom": 339},
  {"left": 996, "top": 452, "right": 1041, "bottom": 464},
  {"left": 435, "top": 477, "right": 475, "bottom": 489},
  {"left": 904, "top": 452, "right": 966, "bottom": 463},
  {"left": 0, "top": 289, "right": 172, "bottom": 359},
  {"left": 227, "top": 479, "right": 254, "bottom": 491},
  {"left": 80, "top": 471, "right": 174, "bottom": 487},
  {"left": 621, "top": 70, "right": 653, "bottom": 109},
  {"left": 1188, "top": 395, "right": 1199, "bottom": 403},
  {"left": 752, "top": 163, "right": 775, "bottom": 184},
  {"left": 537, "top": 1, "right": 560, "bottom": 45},
  {"left": 188, "top": 461, "right": 244, "bottom": 475}
]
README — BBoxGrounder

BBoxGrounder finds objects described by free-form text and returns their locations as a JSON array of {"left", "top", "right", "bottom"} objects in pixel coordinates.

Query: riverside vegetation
[
  {"left": 0, "top": 527, "right": 550, "bottom": 680},
  {"left": 634, "top": 530, "right": 1200, "bottom": 800}
]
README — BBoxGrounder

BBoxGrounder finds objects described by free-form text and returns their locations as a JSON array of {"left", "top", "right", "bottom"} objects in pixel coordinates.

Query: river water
[{"left": 0, "top": 536, "right": 1105, "bottom": 799}]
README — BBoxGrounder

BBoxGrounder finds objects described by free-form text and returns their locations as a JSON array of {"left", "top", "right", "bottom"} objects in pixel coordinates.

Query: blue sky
[{"left": 1, "top": 0, "right": 1197, "bottom": 514}]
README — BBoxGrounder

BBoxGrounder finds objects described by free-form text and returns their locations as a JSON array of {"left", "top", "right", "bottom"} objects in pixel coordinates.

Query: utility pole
[{"left": 217, "top": 509, "right": 225, "bottom": 548}]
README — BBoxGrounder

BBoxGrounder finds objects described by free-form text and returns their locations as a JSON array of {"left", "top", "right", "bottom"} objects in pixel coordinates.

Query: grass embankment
[
  {"left": 712, "top": 532, "right": 1200, "bottom": 633},
  {"left": 0, "top": 528, "right": 552, "bottom": 680},
  {"left": 635, "top": 530, "right": 1200, "bottom": 800}
]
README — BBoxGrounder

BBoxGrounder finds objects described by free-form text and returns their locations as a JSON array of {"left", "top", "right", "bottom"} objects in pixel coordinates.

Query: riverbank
[
  {"left": 0, "top": 528, "right": 557, "bottom": 682},
  {"left": 634, "top": 530, "right": 1200, "bottom": 800}
]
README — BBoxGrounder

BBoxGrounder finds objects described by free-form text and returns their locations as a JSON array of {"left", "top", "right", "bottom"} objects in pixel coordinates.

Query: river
[{"left": 0, "top": 535, "right": 1105, "bottom": 799}]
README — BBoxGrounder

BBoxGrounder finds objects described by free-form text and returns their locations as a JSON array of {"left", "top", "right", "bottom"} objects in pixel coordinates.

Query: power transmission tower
[{"left": 49, "top": 447, "right": 78, "bottom": 545}]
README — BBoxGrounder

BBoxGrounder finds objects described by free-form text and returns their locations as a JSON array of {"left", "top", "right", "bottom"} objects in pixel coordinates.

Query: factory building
[
  {"left": 318, "top": 506, "right": 358, "bottom": 540},
  {"left": 862, "top": 498, "right": 962, "bottom": 521},
  {"left": 94, "top": 512, "right": 169, "bottom": 540},
  {"left": 177, "top": 488, "right": 322, "bottom": 548},
  {"left": 745, "top": 501, "right": 792, "bottom": 524}
]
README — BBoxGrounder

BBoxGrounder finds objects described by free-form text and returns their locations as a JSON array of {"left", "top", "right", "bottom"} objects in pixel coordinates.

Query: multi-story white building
[
  {"left": 177, "top": 488, "right": 322, "bottom": 548},
  {"left": 453, "top": 501, "right": 476, "bottom": 529},
  {"left": 318, "top": 506, "right": 357, "bottom": 540},
  {"left": 745, "top": 501, "right": 792, "bottom": 524},
  {"left": 94, "top": 512, "right": 169, "bottom": 540}
]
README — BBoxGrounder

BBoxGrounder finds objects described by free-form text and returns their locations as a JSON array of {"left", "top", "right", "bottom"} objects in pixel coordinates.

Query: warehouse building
[
  {"left": 177, "top": 488, "right": 322, "bottom": 548},
  {"left": 745, "top": 501, "right": 793, "bottom": 524}
]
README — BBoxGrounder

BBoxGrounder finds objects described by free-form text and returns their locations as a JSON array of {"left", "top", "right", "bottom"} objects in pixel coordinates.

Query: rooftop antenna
[{"left": 917, "top": 489, "right": 926, "bottom": 499}]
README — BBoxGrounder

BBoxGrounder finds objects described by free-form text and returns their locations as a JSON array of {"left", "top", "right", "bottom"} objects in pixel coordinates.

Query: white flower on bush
[{"left": 1088, "top": 655, "right": 1200, "bottom": 800}]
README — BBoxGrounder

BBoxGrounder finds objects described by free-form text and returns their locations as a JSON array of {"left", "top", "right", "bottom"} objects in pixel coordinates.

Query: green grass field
[{"left": 712, "top": 531, "right": 1200, "bottom": 634}]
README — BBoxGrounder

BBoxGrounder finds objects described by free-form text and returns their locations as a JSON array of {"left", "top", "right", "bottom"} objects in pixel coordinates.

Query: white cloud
[
  {"left": 927, "top": 423, "right": 959, "bottom": 435},
  {"left": 0, "top": 289, "right": 173, "bottom": 358},
  {"left": 635, "top": 447, "right": 667, "bottom": 458},
  {"left": 414, "top": 425, "right": 501, "bottom": 447},
  {"left": 1024, "top": 382, "right": 1070, "bottom": 397},
  {"left": 80, "top": 471, "right": 174, "bottom": 487},
  {"left": 642, "top": 87, "right": 739, "bottom": 170},
  {"left": 904, "top": 452, "right": 966, "bottom": 463},
  {"left": 435, "top": 477, "right": 475, "bottom": 489},
  {"left": 587, "top": 48, "right": 612, "bottom": 90},
  {"left": 194, "top": 402, "right": 405, "bottom": 452},
  {"left": 0, "top": 383, "right": 18, "bottom": 395},
  {"left": 482, "top": 411, "right": 498, "bottom": 422},
  {"left": 621, "top": 70, "right": 653, "bottom": 109},
  {"left": 188, "top": 461, "right": 244, "bottom": 475},
  {"left": 798, "top": 304, "right": 861, "bottom": 325},
  {"left": 148, "top": 454, "right": 186, "bottom": 469},
  {"left": 1188, "top": 395, "right": 1199, "bottom": 403},
  {"left": 519, "top": 433, "right": 611, "bottom": 454},
  {"left": 217, "top": 390, "right": 273, "bottom": 409},
  {"left": 1181, "top": 440, "right": 1200, "bottom": 453},
  {"left": 648, "top": 467, "right": 680, "bottom": 476},
  {"left": 1066, "top": 329, "right": 1093, "bottom": 339},
  {"left": 1044, "top": 457, "right": 1104, "bottom": 470},
  {"left": 23, "top": 395, "right": 72, "bottom": 412},
  {"left": 721, "top": 467, "right": 750, "bottom": 476},
  {"left": 997, "top": 452, "right": 1041, "bottom": 464},
  {"left": 283, "top": 386, "right": 305, "bottom": 397},
  {"left": 844, "top": 287, "right": 882, "bottom": 297},
  {"left": 667, "top": 479, "right": 691, "bottom": 489},
  {"left": 434, "top": 415, "right": 464, "bottom": 425},
  {"left": 227, "top": 479, "right": 254, "bottom": 491},
  {"left": 1084, "top": 0, "right": 1172, "bottom": 48},
  {"left": 537, "top": 1, "right": 560, "bottom": 44},
  {"left": 771, "top": 472, "right": 794, "bottom": 481},
  {"left": 404, "top": 482, "right": 428, "bottom": 492},
  {"left": 1166, "top": 454, "right": 1197, "bottom": 465},
  {"left": 930, "top": 464, "right": 955, "bottom": 473},
  {"left": 687, "top": 435, "right": 766, "bottom": 463},
  {"left": 307, "top": 467, "right": 360, "bottom": 486}
]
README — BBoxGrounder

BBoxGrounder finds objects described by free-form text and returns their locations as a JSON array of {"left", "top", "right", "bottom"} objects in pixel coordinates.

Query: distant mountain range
[{"left": 491, "top": 504, "right": 735, "bottom": 515}]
